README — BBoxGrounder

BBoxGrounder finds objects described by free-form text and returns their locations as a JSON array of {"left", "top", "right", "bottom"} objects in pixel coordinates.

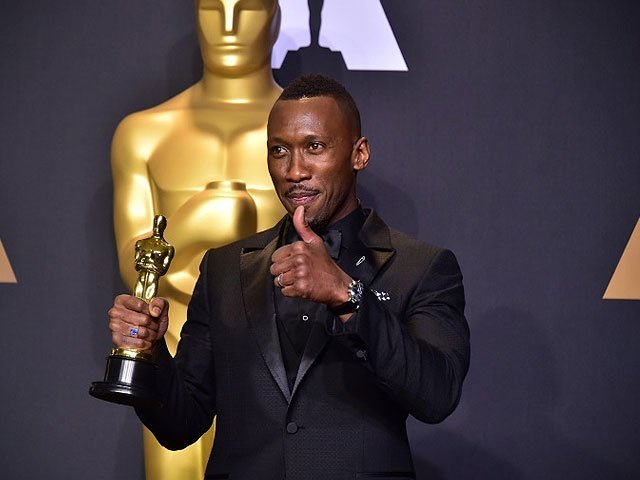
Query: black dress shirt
[{"left": 274, "top": 207, "right": 367, "bottom": 390}]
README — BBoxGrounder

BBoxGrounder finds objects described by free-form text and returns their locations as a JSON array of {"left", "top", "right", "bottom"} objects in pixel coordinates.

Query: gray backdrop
[{"left": 1, "top": 1, "right": 639, "bottom": 479}]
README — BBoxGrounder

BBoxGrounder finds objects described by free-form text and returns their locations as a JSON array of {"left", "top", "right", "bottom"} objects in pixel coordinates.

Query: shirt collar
[{"left": 281, "top": 204, "right": 367, "bottom": 253}]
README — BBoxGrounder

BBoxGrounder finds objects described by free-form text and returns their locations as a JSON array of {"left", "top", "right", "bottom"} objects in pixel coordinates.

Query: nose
[
  {"left": 285, "top": 152, "right": 311, "bottom": 182},
  {"left": 221, "top": 0, "right": 239, "bottom": 34}
]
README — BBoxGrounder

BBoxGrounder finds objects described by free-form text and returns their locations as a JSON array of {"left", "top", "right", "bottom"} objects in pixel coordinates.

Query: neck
[{"left": 199, "top": 64, "right": 281, "bottom": 104}]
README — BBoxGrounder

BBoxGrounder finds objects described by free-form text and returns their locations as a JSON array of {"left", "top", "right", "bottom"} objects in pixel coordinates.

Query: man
[{"left": 108, "top": 75, "right": 470, "bottom": 480}]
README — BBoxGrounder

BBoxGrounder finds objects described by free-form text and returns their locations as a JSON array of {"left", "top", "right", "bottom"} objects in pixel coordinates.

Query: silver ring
[
  {"left": 277, "top": 273, "right": 284, "bottom": 288},
  {"left": 129, "top": 327, "right": 139, "bottom": 338}
]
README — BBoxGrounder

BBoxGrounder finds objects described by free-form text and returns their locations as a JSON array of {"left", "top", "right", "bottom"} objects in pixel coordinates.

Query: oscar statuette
[{"left": 90, "top": 215, "right": 174, "bottom": 408}]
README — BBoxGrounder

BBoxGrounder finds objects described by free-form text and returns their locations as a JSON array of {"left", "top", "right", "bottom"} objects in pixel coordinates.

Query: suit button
[
  {"left": 286, "top": 422, "right": 298, "bottom": 434},
  {"left": 356, "top": 349, "right": 367, "bottom": 360}
]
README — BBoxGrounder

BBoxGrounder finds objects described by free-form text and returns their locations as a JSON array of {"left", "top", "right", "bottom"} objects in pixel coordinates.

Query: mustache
[{"left": 284, "top": 185, "right": 320, "bottom": 197}]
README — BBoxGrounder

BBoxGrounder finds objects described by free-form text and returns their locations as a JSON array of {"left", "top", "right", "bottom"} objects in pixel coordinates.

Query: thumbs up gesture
[{"left": 270, "top": 206, "right": 353, "bottom": 308}]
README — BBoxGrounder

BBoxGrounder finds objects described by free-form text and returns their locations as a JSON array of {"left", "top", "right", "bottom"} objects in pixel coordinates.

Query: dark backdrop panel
[{"left": 1, "top": 1, "right": 638, "bottom": 479}]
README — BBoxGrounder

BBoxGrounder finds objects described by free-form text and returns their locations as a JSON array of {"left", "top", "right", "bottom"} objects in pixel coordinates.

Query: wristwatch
[{"left": 331, "top": 279, "right": 364, "bottom": 315}]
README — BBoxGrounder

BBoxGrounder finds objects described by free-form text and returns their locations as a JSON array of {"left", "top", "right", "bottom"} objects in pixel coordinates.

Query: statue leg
[
  {"left": 143, "top": 272, "right": 158, "bottom": 303},
  {"left": 134, "top": 271, "right": 147, "bottom": 299},
  {"left": 142, "top": 299, "right": 215, "bottom": 480}
]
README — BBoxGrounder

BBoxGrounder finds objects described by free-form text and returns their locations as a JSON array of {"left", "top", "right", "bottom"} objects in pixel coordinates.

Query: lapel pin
[
  {"left": 372, "top": 289, "right": 391, "bottom": 302},
  {"left": 356, "top": 256, "right": 365, "bottom": 266}
]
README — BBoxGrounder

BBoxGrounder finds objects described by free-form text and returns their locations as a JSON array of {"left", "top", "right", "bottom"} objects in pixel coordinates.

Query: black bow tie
[{"left": 322, "top": 230, "right": 342, "bottom": 259}]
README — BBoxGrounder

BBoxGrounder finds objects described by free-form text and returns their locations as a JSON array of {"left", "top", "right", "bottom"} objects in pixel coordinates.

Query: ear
[{"left": 351, "top": 136, "right": 370, "bottom": 172}]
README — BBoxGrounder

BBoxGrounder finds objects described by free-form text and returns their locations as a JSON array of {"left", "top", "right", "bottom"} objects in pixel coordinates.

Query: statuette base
[{"left": 89, "top": 353, "right": 160, "bottom": 409}]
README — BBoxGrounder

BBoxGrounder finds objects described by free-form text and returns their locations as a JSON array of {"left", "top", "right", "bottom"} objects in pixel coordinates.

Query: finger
[
  {"left": 271, "top": 243, "right": 294, "bottom": 263},
  {"left": 273, "top": 270, "right": 294, "bottom": 288},
  {"left": 270, "top": 253, "right": 301, "bottom": 277},
  {"left": 280, "top": 278, "right": 311, "bottom": 300},
  {"left": 112, "top": 320, "right": 156, "bottom": 342},
  {"left": 279, "top": 284, "right": 297, "bottom": 298},
  {"left": 111, "top": 331, "right": 153, "bottom": 351},
  {"left": 109, "top": 323, "right": 158, "bottom": 350},
  {"left": 115, "top": 294, "right": 151, "bottom": 314},
  {"left": 108, "top": 306, "right": 158, "bottom": 331},
  {"left": 292, "top": 206, "right": 321, "bottom": 244}
]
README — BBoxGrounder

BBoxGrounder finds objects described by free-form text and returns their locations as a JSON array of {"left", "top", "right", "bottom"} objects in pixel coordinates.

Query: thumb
[
  {"left": 149, "top": 297, "right": 169, "bottom": 318},
  {"left": 293, "top": 206, "right": 321, "bottom": 244}
]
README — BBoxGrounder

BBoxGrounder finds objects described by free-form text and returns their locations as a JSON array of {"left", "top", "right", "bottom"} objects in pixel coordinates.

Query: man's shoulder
[
  {"left": 364, "top": 210, "right": 447, "bottom": 258},
  {"left": 388, "top": 226, "right": 445, "bottom": 257},
  {"left": 367, "top": 211, "right": 461, "bottom": 281},
  {"left": 388, "top": 228, "right": 457, "bottom": 279}
]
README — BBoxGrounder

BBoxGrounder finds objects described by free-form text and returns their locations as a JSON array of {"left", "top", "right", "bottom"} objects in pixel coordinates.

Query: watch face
[{"left": 349, "top": 280, "right": 364, "bottom": 304}]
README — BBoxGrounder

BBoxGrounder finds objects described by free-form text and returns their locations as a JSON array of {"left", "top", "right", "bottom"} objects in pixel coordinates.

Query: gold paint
[
  {"left": 0, "top": 239, "right": 17, "bottom": 283},
  {"left": 604, "top": 217, "right": 640, "bottom": 300},
  {"left": 110, "top": 1, "right": 284, "bottom": 478}
]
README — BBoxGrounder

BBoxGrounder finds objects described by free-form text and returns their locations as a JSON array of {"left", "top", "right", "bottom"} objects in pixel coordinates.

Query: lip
[
  {"left": 216, "top": 44, "right": 243, "bottom": 50},
  {"left": 285, "top": 191, "right": 320, "bottom": 206}
]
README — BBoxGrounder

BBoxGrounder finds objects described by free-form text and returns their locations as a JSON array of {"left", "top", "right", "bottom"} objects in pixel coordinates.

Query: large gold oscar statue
[{"left": 110, "top": 1, "right": 284, "bottom": 478}]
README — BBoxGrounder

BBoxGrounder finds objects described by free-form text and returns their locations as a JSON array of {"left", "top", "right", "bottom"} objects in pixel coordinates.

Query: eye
[
  {"left": 198, "top": 0, "right": 222, "bottom": 11},
  {"left": 237, "top": 0, "right": 270, "bottom": 11},
  {"left": 308, "top": 142, "right": 324, "bottom": 152},
  {"left": 269, "top": 145, "right": 287, "bottom": 157}
]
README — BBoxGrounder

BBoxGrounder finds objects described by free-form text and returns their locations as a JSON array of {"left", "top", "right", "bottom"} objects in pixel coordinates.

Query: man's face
[
  {"left": 267, "top": 96, "right": 369, "bottom": 230},
  {"left": 196, "top": 0, "right": 279, "bottom": 75}
]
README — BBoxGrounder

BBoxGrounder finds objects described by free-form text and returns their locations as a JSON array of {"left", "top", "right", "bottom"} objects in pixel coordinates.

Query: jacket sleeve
[
  {"left": 135, "top": 251, "right": 217, "bottom": 450},
  {"left": 327, "top": 248, "right": 470, "bottom": 424}
]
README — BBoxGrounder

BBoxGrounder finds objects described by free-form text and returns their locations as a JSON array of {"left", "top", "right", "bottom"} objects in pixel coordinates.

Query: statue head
[
  {"left": 152, "top": 215, "right": 168, "bottom": 236},
  {"left": 195, "top": 0, "right": 281, "bottom": 76}
]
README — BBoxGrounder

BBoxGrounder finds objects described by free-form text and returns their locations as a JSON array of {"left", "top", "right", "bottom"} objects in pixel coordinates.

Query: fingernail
[{"left": 153, "top": 307, "right": 161, "bottom": 315}]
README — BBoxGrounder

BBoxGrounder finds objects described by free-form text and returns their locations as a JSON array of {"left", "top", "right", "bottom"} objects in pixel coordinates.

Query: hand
[
  {"left": 270, "top": 206, "right": 352, "bottom": 308},
  {"left": 108, "top": 294, "right": 169, "bottom": 353}
]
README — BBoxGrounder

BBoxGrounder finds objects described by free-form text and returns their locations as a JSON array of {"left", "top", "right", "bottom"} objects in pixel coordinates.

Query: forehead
[{"left": 268, "top": 97, "right": 350, "bottom": 140}]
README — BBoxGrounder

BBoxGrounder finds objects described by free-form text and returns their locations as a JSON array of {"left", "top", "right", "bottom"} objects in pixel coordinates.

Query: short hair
[{"left": 278, "top": 74, "right": 362, "bottom": 137}]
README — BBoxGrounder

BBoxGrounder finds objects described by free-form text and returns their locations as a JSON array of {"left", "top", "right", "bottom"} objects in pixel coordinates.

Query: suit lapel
[
  {"left": 348, "top": 209, "right": 396, "bottom": 286},
  {"left": 240, "top": 222, "right": 291, "bottom": 403}
]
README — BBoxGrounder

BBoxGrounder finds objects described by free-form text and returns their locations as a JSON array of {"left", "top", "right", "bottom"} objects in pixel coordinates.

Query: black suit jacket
[{"left": 137, "top": 210, "right": 470, "bottom": 480}]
